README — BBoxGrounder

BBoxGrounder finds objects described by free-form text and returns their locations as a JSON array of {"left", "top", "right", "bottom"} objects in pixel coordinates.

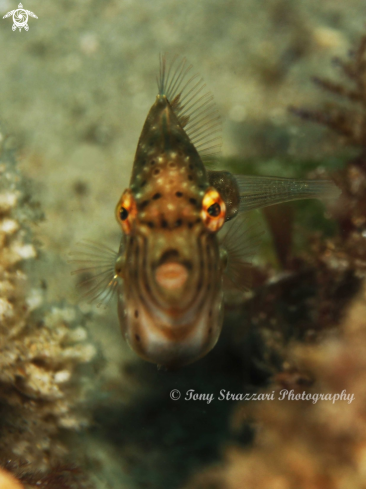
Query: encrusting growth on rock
[{"left": 0, "top": 127, "right": 97, "bottom": 486}]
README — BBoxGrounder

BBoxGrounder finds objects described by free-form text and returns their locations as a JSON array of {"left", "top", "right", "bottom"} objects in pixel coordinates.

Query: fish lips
[
  {"left": 153, "top": 249, "right": 192, "bottom": 294},
  {"left": 155, "top": 262, "right": 189, "bottom": 290}
]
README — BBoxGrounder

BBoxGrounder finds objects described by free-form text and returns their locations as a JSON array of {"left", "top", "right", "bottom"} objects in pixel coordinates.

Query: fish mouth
[
  {"left": 154, "top": 249, "right": 191, "bottom": 291},
  {"left": 155, "top": 262, "right": 188, "bottom": 290}
]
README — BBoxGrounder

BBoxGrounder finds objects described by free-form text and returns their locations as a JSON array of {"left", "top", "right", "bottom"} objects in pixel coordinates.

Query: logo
[{"left": 3, "top": 3, "right": 38, "bottom": 31}]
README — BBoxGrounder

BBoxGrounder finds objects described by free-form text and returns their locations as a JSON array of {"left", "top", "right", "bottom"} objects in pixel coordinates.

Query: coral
[{"left": 0, "top": 127, "right": 97, "bottom": 482}]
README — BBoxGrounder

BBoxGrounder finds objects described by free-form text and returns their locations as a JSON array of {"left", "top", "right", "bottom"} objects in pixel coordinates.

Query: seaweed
[{"left": 290, "top": 32, "right": 366, "bottom": 239}]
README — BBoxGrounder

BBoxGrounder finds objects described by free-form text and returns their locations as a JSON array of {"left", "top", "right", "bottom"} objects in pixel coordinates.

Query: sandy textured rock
[{"left": 0, "top": 129, "right": 98, "bottom": 478}]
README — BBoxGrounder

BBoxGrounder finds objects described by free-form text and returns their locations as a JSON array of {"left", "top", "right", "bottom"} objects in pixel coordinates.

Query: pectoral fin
[
  {"left": 68, "top": 238, "right": 124, "bottom": 307},
  {"left": 234, "top": 175, "right": 340, "bottom": 212},
  {"left": 219, "top": 214, "right": 263, "bottom": 291}
]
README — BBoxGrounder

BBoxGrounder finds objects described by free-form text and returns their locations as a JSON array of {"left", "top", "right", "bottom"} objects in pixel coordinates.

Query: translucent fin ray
[
  {"left": 219, "top": 215, "right": 264, "bottom": 291},
  {"left": 157, "top": 54, "right": 222, "bottom": 165},
  {"left": 234, "top": 175, "right": 341, "bottom": 212},
  {"left": 68, "top": 239, "right": 123, "bottom": 308}
]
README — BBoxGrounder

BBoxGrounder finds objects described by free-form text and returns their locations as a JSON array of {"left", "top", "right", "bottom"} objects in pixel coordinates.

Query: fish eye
[
  {"left": 115, "top": 189, "right": 137, "bottom": 234},
  {"left": 120, "top": 207, "right": 128, "bottom": 221},
  {"left": 207, "top": 203, "right": 220, "bottom": 217},
  {"left": 201, "top": 187, "right": 226, "bottom": 232}
]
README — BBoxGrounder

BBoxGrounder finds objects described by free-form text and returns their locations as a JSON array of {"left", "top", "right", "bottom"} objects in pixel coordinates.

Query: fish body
[
  {"left": 72, "top": 56, "right": 340, "bottom": 368},
  {"left": 115, "top": 93, "right": 227, "bottom": 367}
]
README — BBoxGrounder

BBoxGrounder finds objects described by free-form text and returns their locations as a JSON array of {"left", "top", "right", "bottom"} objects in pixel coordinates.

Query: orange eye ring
[
  {"left": 115, "top": 189, "right": 137, "bottom": 234},
  {"left": 201, "top": 187, "right": 226, "bottom": 232}
]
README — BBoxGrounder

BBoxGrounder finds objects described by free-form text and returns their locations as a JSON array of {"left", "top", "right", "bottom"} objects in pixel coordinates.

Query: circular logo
[
  {"left": 170, "top": 389, "right": 181, "bottom": 401},
  {"left": 13, "top": 9, "right": 28, "bottom": 28}
]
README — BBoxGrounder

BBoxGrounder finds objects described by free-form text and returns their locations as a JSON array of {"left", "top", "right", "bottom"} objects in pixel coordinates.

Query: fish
[{"left": 70, "top": 55, "right": 340, "bottom": 368}]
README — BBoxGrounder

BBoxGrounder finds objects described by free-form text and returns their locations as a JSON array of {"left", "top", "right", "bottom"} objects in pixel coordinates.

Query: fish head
[{"left": 115, "top": 95, "right": 227, "bottom": 367}]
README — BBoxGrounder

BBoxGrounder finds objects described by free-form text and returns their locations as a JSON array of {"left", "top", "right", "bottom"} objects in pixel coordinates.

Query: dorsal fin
[{"left": 157, "top": 54, "right": 222, "bottom": 166}]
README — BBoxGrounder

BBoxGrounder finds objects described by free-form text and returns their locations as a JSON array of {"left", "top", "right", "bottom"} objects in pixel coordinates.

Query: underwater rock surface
[{"left": 0, "top": 128, "right": 97, "bottom": 486}]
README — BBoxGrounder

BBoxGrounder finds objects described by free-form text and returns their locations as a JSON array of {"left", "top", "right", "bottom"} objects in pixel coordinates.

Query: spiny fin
[
  {"left": 219, "top": 215, "right": 264, "bottom": 291},
  {"left": 157, "top": 54, "right": 222, "bottom": 166},
  {"left": 68, "top": 239, "right": 124, "bottom": 308},
  {"left": 234, "top": 175, "right": 341, "bottom": 212}
]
